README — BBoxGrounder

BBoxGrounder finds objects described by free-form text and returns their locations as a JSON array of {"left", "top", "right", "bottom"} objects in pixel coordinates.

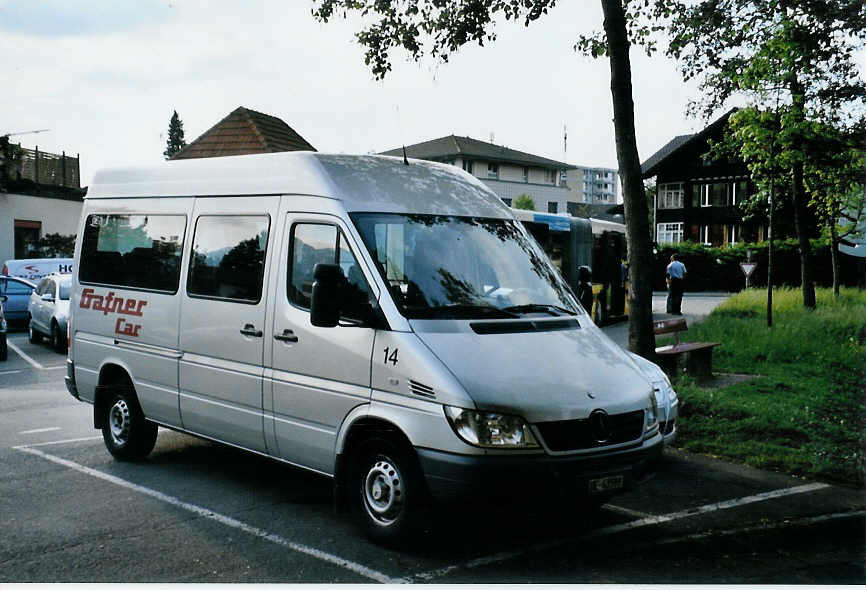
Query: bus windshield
[{"left": 351, "top": 213, "right": 580, "bottom": 320}]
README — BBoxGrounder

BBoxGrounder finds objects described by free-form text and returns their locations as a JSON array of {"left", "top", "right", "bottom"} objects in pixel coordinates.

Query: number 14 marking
[{"left": 383, "top": 347, "right": 398, "bottom": 366}]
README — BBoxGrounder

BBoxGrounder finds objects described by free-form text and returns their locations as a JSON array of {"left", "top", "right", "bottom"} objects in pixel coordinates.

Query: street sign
[
  {"left": 740, "top": 262, "right": 758, "bottom": 289},
  {"left": 740, "top": 262, "right": 757, "bottom": 277}
]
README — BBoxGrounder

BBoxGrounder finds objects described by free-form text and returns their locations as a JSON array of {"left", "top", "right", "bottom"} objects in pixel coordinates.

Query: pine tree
[{"left": 163, "top": 110, "right": 187, "bottom": 159}]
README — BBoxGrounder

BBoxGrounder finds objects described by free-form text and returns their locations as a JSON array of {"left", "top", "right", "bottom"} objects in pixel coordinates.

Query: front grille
[{"left": 535, "top": 410, "right": 645, "bottom": 452}]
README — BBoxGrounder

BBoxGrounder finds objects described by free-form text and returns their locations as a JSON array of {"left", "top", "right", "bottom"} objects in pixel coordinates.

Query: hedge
[{"left": 653, "top": 239, "right": 864, "bottom": 292}]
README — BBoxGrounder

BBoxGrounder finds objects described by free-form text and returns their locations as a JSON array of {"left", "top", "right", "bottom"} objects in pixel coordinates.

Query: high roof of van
[{"left": 87, "top": 152, "right": 511, "bottom": 218}]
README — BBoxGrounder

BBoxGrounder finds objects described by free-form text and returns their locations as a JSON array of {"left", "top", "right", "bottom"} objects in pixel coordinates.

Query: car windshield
[{"left": 351, "top": 213, "right": 580, "bottom": 319}]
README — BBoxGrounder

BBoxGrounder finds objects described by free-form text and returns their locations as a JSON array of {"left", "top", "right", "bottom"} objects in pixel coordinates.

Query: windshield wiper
[
  {"left": 410, "top": 304, "right": 521, "bottom": 319},
  {"left": 501, "top": 303, "right": 577, "bottom": 317}
]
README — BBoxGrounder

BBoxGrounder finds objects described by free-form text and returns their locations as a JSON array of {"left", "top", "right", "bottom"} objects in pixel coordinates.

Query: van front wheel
[
  {"left": 352, "top": 436, "right": 425, "bottom": 544},
  {"left": 101, "top": 389, "right": 158, "bottom": 461}
]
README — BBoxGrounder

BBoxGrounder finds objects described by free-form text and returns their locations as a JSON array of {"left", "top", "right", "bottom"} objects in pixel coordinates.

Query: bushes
[{"left": 653, "top": 239, "right": 861, "bottom": 292}]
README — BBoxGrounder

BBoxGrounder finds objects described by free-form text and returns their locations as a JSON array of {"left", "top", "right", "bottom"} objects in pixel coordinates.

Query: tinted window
[
  {"left": 187, "top": 215, "right": 270, "bottom": 303},
  {"left": 80, "top": 214, "right": 186, "bottom": 292},
  {"left": 289, "top": 223, "right": 372, "bottom": 319},
  {"left": 1, "top": 279, "right": 33, "bottom": 296}
]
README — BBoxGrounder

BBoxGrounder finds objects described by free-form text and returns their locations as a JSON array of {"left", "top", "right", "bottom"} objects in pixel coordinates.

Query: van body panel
[
  {"left": 370, "top": 330, "right": 475, "bottom": 411},
  {"left": 410, "top": 318, "right": 651, "bottom": 423},
  {"left": 267, "top": 210, "right": 377, "bottom": 473},
  {"left": 87, "top": 152, "right": 510, "bottom": 218},
  {"left": 178, "top": 195, "right": 279, "bottom": 453}
]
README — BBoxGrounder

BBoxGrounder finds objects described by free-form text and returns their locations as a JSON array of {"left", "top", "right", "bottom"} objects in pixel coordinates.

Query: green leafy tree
[
  {"left": 667, "top": 0, "right": 866, "bottom": 309},
  {"left": 31, "top": 233, "right": 76, "bottom": 257},
  {"left": 804, "top": 128, "right": 866, "bottom": 297},
  {"left": 163, "top": 110, "right": 187, "bottom": 160},
  {"left": 512, "top": 194, "right": 536, "bottom": 211},
  {"left": 312, "top": 0, "right": 676, "bottom": 359}
]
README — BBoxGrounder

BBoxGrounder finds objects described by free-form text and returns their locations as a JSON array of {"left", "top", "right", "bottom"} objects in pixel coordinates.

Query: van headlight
[
  {"left": 444, "top": 406, "right": 540, "bottom": 449},
  {"left": 645, "top": 394, "right": 659, "bottom": 433}
]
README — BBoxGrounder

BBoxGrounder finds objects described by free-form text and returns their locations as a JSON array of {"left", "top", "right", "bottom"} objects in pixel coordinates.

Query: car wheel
[
  {"left": 0, "top": 334, "right": 7, "bottom": 361},
  {"left": 351, "top": 435, "right": 426, "bottom": 545},
  {"left": 52, "top": 321, "right": 66, "bottom": 354},
  {"left": 28, "top": 321, "right": 42, "bottom": 344},
  {"left": 101, "top": 387, "right": 158, "bottom": 461}
]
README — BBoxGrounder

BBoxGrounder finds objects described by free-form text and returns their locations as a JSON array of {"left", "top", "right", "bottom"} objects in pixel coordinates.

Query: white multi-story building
[{"left": 381, "top": 135, "right": 620, "bottom": 214}]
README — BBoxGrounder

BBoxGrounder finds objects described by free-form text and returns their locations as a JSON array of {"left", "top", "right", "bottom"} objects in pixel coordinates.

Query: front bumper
[{"left": 416, "top": 433, "right": 663, "bottom": 503}]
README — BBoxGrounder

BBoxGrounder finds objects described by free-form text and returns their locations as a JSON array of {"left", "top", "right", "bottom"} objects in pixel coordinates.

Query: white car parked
[{"left": 28, "top": 273, "right": 71, "bottom": 353}]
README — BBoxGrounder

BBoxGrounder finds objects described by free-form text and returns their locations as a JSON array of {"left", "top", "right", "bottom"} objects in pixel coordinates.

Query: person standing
[{"left": 666, "top": 254, "right": 687, "bottom": 315}]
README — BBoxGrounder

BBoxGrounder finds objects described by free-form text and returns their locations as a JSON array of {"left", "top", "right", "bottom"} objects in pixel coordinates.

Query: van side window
[
  {"left": 187, "top": 215, "right": 270, "bottom": 304},
  {"left": 80, "top": 214, "right": 186, "bottom": 292},
  {"left": 289, "top": 223, "right": 372, "bottom": 319}
]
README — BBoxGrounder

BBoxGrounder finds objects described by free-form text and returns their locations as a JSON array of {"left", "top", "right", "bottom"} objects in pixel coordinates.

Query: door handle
[
  {"left": 274, "top": 329, "right": 298, "bottom": 343},
  {"left": 240, "top": 324, "right": 263, "bottom": 338}
]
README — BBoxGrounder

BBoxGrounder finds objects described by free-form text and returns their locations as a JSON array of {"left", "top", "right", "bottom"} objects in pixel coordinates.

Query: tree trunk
[
  {"left": 601, "top": 0, "right": 656, "bottom": 359},
  {"left": 789, "top": 75, "right": 816, "bottom": 309},
  {"left": 829, "top": 218, "right": 840, "bottom": 298}
]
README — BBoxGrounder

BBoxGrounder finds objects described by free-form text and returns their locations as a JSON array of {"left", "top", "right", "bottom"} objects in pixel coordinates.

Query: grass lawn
[{"left": 668, "top": 287, "right": 866, "bottom": 488}]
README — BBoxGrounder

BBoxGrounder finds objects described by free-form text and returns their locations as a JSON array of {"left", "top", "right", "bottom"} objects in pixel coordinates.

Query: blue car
[{"left": 0, "top": 275, "right": 37, "bottom": 326}]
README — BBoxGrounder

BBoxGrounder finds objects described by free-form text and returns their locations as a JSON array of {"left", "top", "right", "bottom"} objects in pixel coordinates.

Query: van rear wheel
[
  {"left": 351, "top": 436, "right": 426, "bottom": 545},
  {"left": 101, "top": 388, "right": 158, "bottom": 461}
]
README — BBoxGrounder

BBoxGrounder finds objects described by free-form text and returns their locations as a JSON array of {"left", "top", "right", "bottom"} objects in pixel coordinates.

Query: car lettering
[{"left": 80, "top": 288, "right": 148, "bottom": 338}]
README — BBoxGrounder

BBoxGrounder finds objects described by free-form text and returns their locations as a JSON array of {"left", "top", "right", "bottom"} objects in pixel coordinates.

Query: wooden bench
[{"left": 653, "top": 317, "right": 720, "bottom": 378}]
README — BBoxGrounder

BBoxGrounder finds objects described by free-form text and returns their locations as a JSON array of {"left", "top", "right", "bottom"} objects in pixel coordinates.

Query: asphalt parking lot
[{"left": 1, "top": 329, "right": 864, "bottom": 584}]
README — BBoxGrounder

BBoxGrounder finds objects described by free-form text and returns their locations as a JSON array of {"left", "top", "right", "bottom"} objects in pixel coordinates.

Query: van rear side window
[
  {"left": 80, "top": 214, "right": 186, "bottom": 292},
  {"left": 187, "top": 215, "right": 270, "bottom": 303}
]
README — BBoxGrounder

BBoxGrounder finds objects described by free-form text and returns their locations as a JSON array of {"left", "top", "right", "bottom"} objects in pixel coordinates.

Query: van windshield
[{"left": 351, "top": 213, "right": 580, "bottom": 320}]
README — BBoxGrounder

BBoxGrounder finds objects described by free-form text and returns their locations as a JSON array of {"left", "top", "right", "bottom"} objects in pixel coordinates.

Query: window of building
[
  {"left": 700, "top": 224, "right": 727, "bottom": 246},
  {"left": 523, "top": 167, "right": 529, "bottom": 182},
  {"left": 548, "top": 202, "right": 558, "bottom": 214},
  {"left": 546, "top": 170, "right": 557, "bottom": 184},
  {"left": 657, "top": 183, "right": 684, "bottom": 209},
  {"left": 80, "top": 214, "right": 186, "bottom": 292},
  {"left": 288, "top": 223, "right": 372, "bottom": 320},
  {"left": 699, "top": 182, "right": 732, "bottom": 207},
  {"left": 13, "top": 220, "right": 41, "bottom": 259},
  {"left": 487, "top": 163, "right": 499, "bottom": 179},
  {"left": 657, "top": 222, "right": 683, "bottom": 244},
  {"left": 187, "top": 215, "right": 269, "bottom": 303},
  {"left": 462, "top": 159, "right": 474, "bottom": 174}
]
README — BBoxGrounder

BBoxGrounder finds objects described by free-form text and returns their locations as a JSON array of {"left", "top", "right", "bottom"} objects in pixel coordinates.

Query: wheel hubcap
[
  {"left": 363, "top": 458, "right": 403, "bottom": 525},
  {"left": 108, "top": 399, "right": 131, "bottom": 446}
]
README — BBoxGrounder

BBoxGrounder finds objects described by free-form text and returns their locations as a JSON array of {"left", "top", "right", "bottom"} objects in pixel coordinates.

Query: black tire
[
  {"left": 350, "top": 435, "right": 427, "bottom": 545},
  {"left": 101, "top": 387, "right": 158, "bottom": 461},
  {"left": 28, "top": 321, "right": 43, "bottom": 344},
  {"left": 0, "top": 335, "right": 7, "bottom": 361},
  {"left": 52, "top": 321, "right": 66, "bottom": 354}
]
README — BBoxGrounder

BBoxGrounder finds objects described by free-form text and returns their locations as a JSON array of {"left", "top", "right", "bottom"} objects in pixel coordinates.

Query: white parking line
[
  {"left": 6, "top": 341, "right": 45, "bottom": 370},
  {"left": 19, "top": 427, "right": 62, "bottom": 435},
  {"left": 14, "top": 444, "right": 407, "bottom": 584},
  {"left": 0, "top": 369, "right": 24, "bottom": 376},
  {"left": 410, "top": 482, "right": 831, "bottom": 582}
]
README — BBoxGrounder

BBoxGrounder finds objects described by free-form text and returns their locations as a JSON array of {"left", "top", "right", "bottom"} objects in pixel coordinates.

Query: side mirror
[
  {"left": 41, "top": 293, "right": 55, "bottom": 302},
  {"left": 310, "top": 263, "right": 345, "bottom": 328},
  {"left": 0, "top": 295, "right": 7, "bottom": 303}
]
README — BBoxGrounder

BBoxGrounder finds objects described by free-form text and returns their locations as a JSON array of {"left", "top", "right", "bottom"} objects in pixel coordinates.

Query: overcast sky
[{"left": 2, "top": 1, "right": 863, "bottom": 186}]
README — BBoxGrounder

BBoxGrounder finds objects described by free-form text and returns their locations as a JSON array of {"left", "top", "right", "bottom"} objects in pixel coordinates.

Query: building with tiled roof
[
  {"left": 380, "top": 135, "right": 618, "bottom": 215},
  {"left": 640, "top": 109, "right": 765, "bottom": 246},
  {"left": 170, "top": 106, "right": 315, "bottom": 160}
]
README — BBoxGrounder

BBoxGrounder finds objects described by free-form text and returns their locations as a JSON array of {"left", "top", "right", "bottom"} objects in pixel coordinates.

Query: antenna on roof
[{"left": 395, "top": 105, "right": 410, "bottom": 166}]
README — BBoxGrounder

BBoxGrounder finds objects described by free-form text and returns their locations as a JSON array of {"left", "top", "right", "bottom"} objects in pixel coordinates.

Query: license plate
[{"left": 588, "top": 474, "right": 625, "bottom": 494}]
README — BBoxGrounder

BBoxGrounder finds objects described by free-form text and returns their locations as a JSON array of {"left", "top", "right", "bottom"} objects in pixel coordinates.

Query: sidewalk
[{"left": 600, "top": 292, "right": 731, "bottom": 349}]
